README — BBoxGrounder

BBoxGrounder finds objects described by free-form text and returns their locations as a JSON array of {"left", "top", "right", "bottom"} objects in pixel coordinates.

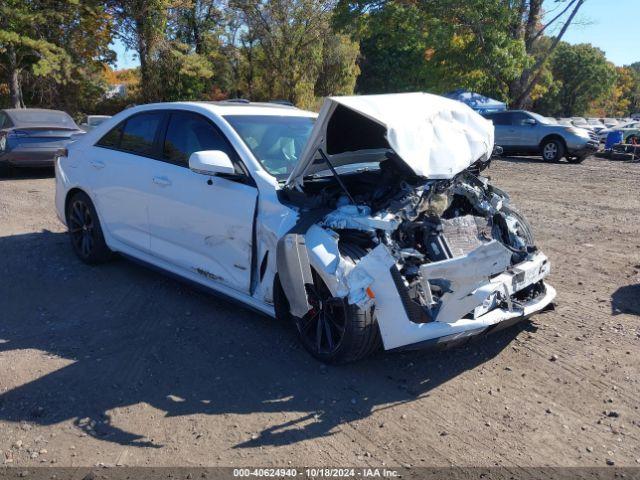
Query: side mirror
[
  {"left": 189, "top": 150, "right": 235, "bottom": 176},
  {"left": 523, "top": 118, "right": 536, "bottom": 126}
]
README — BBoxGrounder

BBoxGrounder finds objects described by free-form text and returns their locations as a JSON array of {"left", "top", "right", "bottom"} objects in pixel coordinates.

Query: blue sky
[
  {"left": 544, "top": 0, "right": 637, "bottom": 66},
  {"left": 111, "top": 0, "right": 636, "bottom": 70}
]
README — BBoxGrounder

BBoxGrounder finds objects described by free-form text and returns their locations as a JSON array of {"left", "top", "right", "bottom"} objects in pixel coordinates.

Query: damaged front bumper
[
  {"left": 346, "top": 242, "right": 555, "bottom": 350},
  {"left": 278, "top": 225, "right": 556, "bottom": 351},
  {"left": 391, "top": 282, "right": 556, "bottom": 351}
]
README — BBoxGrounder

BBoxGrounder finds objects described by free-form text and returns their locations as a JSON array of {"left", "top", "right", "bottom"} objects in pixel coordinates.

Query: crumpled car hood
[{"left": 285, "top": 92, "right": 495, "bottom": 188}]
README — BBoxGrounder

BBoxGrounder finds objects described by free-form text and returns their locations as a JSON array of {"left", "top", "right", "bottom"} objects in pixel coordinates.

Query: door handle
[
  {"left": 152, "top": 176, "right": 172, "bottom": 187},
  {"left": 90, "top": 160, "right": 105, "bottom": 169}
]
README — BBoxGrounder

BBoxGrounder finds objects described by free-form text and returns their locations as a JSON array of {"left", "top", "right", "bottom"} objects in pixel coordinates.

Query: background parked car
[
  {"left": 598, "top": 119, "right": 640, "bottom": 143},
  {"left": 483, "top": 110, "right": 599, "bottom": 163},
  {"left": 0, "top": 109, "right": 84, "bottom": 176},
  {"left": 80, "top": 115, "right": 111, "bottom": 132},
  {"left": 586, "top": 118, "right": 607, "bottom": 134},
  {"left": 570, "top": 117, "right": 596, "bottom": 132}
]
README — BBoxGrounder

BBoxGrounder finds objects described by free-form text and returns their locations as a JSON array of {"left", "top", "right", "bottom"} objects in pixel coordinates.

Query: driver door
[
  {"left": 146, "top": 110, "right": 257, "bottom": 293},
  {"left": 510, "top": 112, "right": 538, "bottom": 148}
]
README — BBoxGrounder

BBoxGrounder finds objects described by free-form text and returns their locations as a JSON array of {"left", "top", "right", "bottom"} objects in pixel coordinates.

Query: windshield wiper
[{"left": 316, "top": 148, "right": 356, "bottom": 204}]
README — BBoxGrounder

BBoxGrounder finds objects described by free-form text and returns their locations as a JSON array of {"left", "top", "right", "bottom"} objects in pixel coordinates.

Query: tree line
[{"left": 1, "top": 0, "right": 638, "bottom": 118}]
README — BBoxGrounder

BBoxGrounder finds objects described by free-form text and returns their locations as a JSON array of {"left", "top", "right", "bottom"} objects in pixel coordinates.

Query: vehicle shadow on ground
[
  {"left": 0, "top": 167, "right": 55, "bottom": 181},
  {"left": 0, "top": 230, "right": 532, "bottom": 450},
  {"left": 611, "top": 284, "right": 640, "bottom": 315},
  {"left": 494, "top": 156, "right": 572, "bottom": 165}
]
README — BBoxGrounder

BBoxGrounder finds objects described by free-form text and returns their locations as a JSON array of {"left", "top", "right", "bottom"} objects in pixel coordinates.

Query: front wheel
[
  {"left": 66, "top": 191, "right": 112, "bottom": 264},
  {"left": 541, "top": 139, "right": 565, "bottom": 162},
  {"left": 274, "top": 245, "right": 381, "bottom": 364}
]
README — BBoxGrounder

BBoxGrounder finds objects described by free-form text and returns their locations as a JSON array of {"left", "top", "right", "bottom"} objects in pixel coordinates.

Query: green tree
[
  {"left": 335, "top": 0, "right": 587, "bottom": 107},
  {"left": 314, "top": 34, "right": 360, "bottom": 98},
  {"left": 147, "top": 40, "right": 214, "bottom": 101},
  {"left": 534, "top": 42, "right": 616, "bottom": 117},
  {"left": 0, "top": 0, "right": 114, "bottom": 112},
  {"left": 346, "top": 1, "right": 434, "bottom": 94},
  {"left": 231, "top": 0, "right": 337, "bottom": 104},
  {"left": 109, "top": 0, "right": 174, "bottom": 101},
  {"left": 589, "top": 66, "right": 640, "bottom": 117},
  {"left": 0, "top": 0, "right": 70, "bottom": 108}
]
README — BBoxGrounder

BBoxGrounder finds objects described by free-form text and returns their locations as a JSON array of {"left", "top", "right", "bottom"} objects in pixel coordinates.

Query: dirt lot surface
[{"left": 0, "top": 156, "right": 639, "bottom": 468}]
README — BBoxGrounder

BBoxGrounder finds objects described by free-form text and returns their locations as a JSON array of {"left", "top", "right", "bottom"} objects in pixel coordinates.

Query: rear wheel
[
  {"left": 66, "top": 191, "right": 112, "bottom": 264},
  {"left": 540, "top": 138, "right": 565, "bottom": 162}
]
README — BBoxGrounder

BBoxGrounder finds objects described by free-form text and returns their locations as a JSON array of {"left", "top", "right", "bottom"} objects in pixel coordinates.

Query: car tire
[
  {"left": 540, "top": 138, "right": 565, "bottom": 162},
  {"left": 0, "top": 162, "right": 10, "bottom": 177},
  {"left": 275, "top": 243, "right": 381, "bottom": 364},
  {"left": 66, "top": 191, "right": 112, "bottom": 264}
]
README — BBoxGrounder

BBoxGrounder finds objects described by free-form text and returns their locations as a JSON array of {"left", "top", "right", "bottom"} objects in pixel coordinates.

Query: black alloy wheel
[
  {"left": 66, "top": 192, "right": 112, "bottom": 264},
  {"left": 68, "top": 199, "right": 95, "bottom": 259},
  {"left": 296, "top": 271, "right": 348, "bottom": 356}
]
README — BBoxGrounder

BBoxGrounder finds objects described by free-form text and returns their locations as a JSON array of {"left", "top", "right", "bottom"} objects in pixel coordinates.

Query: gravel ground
[{"left": 0, "top": 156, "right": 639, "bottom": 468}]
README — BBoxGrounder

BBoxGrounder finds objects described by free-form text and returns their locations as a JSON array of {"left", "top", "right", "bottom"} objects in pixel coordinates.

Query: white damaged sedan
[{"left": 55, "top": 93, "right": 556, "bottom": 364}]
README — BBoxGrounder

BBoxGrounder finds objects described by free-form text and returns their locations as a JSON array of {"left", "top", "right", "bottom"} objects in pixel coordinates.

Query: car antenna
[{"left": 317, "top": 148, "right": 356, "bottom": 204}]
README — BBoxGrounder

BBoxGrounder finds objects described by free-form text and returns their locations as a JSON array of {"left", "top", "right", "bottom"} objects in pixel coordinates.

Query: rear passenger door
[
  {"left": 146, "top": 110, "right": 258, "bottom": 293},
  {"left": 90, "top": 111, "right": 165, "bottom": 253}
]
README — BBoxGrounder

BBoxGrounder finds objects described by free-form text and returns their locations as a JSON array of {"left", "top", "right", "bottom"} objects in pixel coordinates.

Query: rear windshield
[
  {"left": 8, "top": 110, "right": 78, "bottom": 128},
  {"left": 224, "top": 114, "right": 315, "bottom": 179}
]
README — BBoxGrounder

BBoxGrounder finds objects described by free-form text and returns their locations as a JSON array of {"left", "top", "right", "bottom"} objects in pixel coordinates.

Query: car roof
[{"left": 127, "top": 101, "right": 317, "bottom": 118}]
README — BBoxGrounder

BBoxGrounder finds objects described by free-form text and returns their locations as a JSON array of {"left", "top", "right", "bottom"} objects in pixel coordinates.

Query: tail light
[{"left": 0, "top": 132, "right": 6, "bottom": 152}]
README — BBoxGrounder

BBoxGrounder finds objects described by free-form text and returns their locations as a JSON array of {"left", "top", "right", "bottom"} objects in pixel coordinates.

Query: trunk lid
[{"left": 9, "top": 127, "right": 83, "bottom": 148}]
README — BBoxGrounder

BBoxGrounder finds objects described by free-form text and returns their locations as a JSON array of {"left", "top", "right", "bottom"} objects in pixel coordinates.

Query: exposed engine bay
[
  {"left": 277, "top": 155, "right": 553, "bottom": 350},
  {"left": 276, "top": 93, "right": 554, "bottom": 353}
]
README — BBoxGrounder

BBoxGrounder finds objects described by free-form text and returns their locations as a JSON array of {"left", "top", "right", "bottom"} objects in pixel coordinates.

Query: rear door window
[
  {"left": 119, "top": 112, "right": 164, "bottom": 156},
  {"left": 96, "top": 122, "right": 124, "bottom": 148},
  {"left": 486, "top": 113, "right": 511, "bottom": 126}
]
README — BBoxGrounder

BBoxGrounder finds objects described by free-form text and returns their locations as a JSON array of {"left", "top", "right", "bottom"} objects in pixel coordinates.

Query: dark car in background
[
  {"left": 0, "top": 109, "right": 84, "bottom": 176},
  {"left": 483, "top": 110, "right": 599, "bottom": 163}
]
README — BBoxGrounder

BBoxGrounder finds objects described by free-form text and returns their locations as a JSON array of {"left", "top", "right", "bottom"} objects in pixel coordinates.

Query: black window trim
[
  {"left": 94, "top": 108, "right": 255, "bottom": 186},
  {"left": 157, "top": 109, "right": 254, "bottom": 183},
  {"left": 94, "top": 111, "right": 167, "bottom": 160},
  {"left": 0, "top": 111, "right": 14, "bottom": 129}
]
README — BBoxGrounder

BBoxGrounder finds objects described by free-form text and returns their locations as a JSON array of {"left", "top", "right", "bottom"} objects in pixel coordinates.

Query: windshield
[
  {"left": 224, "top": 114, "right": 315, "bottom": 179},
  {"left": 8, "top": 110, "right": 78, "bottom": 128},
  {"left": 528, "top": 112, "right": 552, "bottom": 124}
]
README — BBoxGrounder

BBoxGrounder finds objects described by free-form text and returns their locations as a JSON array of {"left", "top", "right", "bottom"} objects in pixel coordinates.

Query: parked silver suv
[{"left": 483, "top": 110, "right": 599, "bottom": 163}]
